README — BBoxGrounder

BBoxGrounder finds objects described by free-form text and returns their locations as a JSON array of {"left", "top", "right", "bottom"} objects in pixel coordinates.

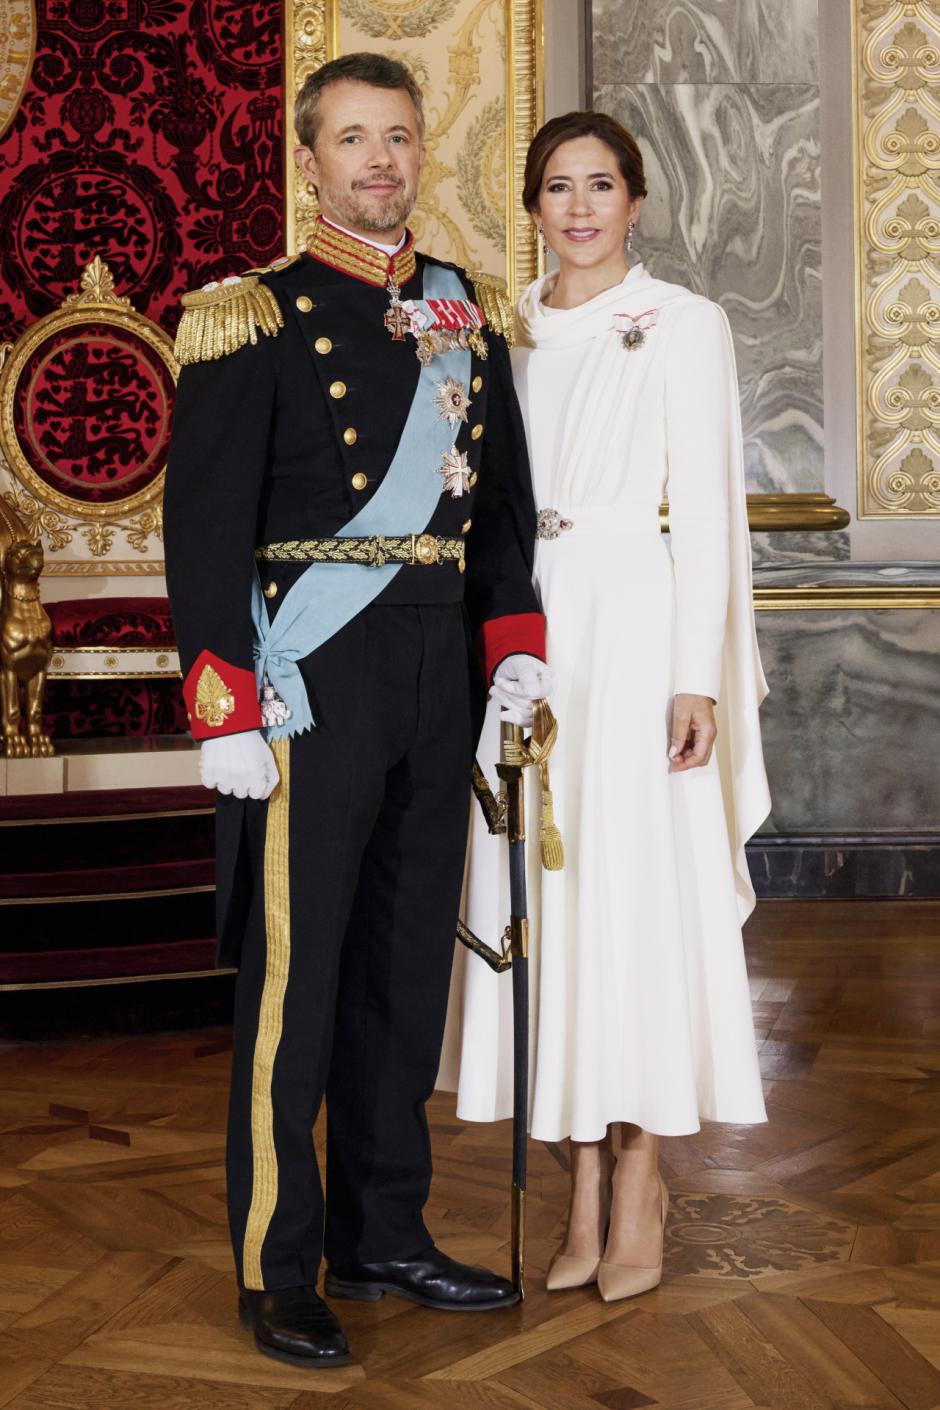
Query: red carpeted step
[
  {"left": 0, "top": 856, "right": 214, "bottom": 900},
  {"left": 1, "top": 785, "right": 221, "bottom": 991},
  {"left": 0, "top": 939, "right": 222, "bottom": 987},
  {"left": 0, "top": 785, "right": 209, "bottom": 823}
]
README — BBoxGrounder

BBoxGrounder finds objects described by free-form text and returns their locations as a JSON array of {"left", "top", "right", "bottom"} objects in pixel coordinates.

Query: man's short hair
[{"left": 295, "top": 52, "right": 425, "bottom": 149}]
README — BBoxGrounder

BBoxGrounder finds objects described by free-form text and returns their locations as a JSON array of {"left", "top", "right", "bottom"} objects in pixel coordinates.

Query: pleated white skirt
[{"left": 438, "top": 515, "right": 768, "bottom": 1140}]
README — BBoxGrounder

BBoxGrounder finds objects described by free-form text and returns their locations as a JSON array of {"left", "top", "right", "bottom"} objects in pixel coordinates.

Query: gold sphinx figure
[{"left": 0, "top": 497, "right": 52, "bottom": 758}]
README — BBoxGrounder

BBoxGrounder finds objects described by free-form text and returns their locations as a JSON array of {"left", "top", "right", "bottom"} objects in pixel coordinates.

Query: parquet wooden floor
[{"left": 0, "top": 899, "right": 938, "bottom": 1410}]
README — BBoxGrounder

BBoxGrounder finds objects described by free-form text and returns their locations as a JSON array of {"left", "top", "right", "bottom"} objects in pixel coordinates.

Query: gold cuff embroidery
[{"left": 195, "top": 663, "right": 235, "bottom": 728}]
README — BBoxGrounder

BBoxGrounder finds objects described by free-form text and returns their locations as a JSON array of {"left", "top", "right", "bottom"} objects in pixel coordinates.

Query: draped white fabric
[{"left": 437, "top": 266, "right": 771, "bottom": 1140}]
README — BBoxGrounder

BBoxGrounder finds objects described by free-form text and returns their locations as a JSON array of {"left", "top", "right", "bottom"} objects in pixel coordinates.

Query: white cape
[{"left": 439, "top": 266, "right": 771, "bottom": 1140}]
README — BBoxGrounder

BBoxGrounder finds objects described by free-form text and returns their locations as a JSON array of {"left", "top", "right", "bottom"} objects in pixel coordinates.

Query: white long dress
[{"left": 437, "top": 264, "right": 771, "bottom": 1141}]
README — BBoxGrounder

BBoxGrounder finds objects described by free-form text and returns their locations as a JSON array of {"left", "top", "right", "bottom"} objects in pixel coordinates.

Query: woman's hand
[{"left": 668, "top": 693, "right": 717, "bottom": 771}]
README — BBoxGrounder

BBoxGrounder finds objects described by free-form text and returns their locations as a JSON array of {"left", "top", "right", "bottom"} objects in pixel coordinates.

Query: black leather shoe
[
  {"left": 325, "top": 1246, "right": 520, "bottom": 1311},
  {"left": 238, "top": 1285, "right": 353, "bottom": 1368}
]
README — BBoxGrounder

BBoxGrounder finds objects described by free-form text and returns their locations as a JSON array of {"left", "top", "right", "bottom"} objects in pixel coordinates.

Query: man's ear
[{"left": 294, "top": 144, "right": 318, "bottom": 189}]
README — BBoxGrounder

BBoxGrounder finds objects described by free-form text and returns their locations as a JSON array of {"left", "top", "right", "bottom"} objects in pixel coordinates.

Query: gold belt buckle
[{"left": 411, "top": 532, "right": 440, "bottom": 566}]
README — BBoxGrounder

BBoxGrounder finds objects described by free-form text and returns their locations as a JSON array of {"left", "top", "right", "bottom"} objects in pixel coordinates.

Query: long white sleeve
[{"left": 664, "top": 298, "right": 736, "bottom": 703}]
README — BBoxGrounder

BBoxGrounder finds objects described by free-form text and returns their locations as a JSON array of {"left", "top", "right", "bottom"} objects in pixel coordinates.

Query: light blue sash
[{"left": 251, "top": 262, "right": 472, "bottom": 740}]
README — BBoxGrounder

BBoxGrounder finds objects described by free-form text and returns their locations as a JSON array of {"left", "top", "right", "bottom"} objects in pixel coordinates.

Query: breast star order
[
  {"left": 438, "top": 447, "right": 472, "bottom": 497},
  {"left": 433, "top": 377, "right": 471, "bottom": 427}
]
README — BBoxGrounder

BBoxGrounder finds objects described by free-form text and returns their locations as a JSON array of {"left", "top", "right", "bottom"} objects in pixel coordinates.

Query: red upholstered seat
[
  {"left": 42, "top": 596, "right": 188, "bottom": 738},
  {"left": 46, "top": 597, "right": 176, "bottom": 648}
]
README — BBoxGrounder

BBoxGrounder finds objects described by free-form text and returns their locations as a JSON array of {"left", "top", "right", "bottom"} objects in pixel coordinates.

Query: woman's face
[{"left": 535, "top": 135, "right": 643, "bottom": 271}]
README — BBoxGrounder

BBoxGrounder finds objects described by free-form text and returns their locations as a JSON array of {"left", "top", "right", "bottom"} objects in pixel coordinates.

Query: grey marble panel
[
  {"left": 750, "top": 531, "right": 850, "bottom": 568},
  {"left": 756, "top": 0, "right": 819, "bottom": 84},
  {"left": 595, "top": 81, "right": 823, "bottom": 496},
  {"left": 754, "top": 560, "right": 940, "bottom": 588},
  {"left": 592, "top": 0, "right": 748, "bottom": 85},
  {"left": 591, "top": 0, "right": 818, "bottom": 86},
  {"left": 753, "top": 607, "right": 940, "bottom": 832}
]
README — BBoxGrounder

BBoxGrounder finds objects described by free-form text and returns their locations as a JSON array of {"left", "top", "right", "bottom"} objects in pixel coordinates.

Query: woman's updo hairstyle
[{"left": 522, "top": 111, "right": 648, "bottom": 213}]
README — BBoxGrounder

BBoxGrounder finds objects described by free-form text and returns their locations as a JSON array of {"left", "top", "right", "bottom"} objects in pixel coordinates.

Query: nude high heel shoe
[
  {"left": 596, "top": 1172, "right": 668, "bottom": 1303},
  {"left": 546, "top": 1156, "right": 613, "bottom": 1291},
  {"left": 546, "top": 1241, "right": 606, "bottom": 1291}
]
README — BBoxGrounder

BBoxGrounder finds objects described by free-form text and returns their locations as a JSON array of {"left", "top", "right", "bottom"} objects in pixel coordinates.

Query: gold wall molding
[
  {"left": 658, "top": 493, "right": 851, "bottom": 534},
  {"left": 853, "top": 0, "right": 940, "bottom": 519},
  {"left": 754, "top": 585, "right": 940, "bottom": 610},
  {"left": 286, "top": 0, "right": 542, "bottom": 297},
  {"left": 0, "top": 0, "right": 35, "bottom": 140}
]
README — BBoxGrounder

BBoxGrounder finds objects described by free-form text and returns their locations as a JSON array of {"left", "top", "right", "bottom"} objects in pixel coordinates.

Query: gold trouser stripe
[{"left": 242, "top": 736, "right": 291, "bottom": 1290}]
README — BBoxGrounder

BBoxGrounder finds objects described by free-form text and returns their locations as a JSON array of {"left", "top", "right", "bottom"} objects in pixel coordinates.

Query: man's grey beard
[{"left": 324, "top": 181, "right": 416, "bottom": 236}]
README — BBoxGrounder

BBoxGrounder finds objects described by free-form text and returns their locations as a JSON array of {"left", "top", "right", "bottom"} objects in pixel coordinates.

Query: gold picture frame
[{"left": 0, "top": 259, "right": 176, "bottom": 573}]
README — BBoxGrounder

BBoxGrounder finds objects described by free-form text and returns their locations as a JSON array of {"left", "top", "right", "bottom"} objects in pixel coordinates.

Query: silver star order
[
  {"left": 438, "top": 447, "right": 472, "bottom": 497},
  {"left": 433, "top": 377, "right": 471, "bottom": 427}
]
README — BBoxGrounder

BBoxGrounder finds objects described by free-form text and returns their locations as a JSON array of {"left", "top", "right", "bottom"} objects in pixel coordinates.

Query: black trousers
[{"left": 226, "top": 603, "right": 474, "bottom": 1291}]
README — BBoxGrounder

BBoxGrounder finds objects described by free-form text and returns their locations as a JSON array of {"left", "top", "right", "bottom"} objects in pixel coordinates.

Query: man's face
[{"left": 295, "top": 80, "right": 424, "bottom": 240}]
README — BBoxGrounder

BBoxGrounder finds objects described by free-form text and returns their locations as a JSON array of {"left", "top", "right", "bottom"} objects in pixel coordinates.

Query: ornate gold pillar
[{"left": 853, "top": 0, "right": 940, "bottom": 519}]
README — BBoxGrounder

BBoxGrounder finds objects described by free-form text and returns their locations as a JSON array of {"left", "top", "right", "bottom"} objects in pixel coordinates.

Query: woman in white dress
[{"left": 438, "top": 111, "right": 771, "bottom": 1302}]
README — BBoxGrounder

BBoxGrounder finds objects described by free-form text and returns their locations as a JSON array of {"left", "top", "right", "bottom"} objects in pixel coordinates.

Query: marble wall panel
[
  {"left": 753, "top": 603, "right": 940, "bottom": 833},
  {"left": 594, "top": 80, "right": 823, "bottom": 494},
  {"left": 592, "top": 0, "right": 818, "bottom": 87}
]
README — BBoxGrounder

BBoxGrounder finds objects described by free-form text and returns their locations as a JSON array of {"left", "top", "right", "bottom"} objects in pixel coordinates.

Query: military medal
[
  {"left": 384, "top": 276, "right": 410, "bottom": 341},
  {"left": 438, "top": 447, "right": 472, "bottom": 497},
  {"left": 433, "top": 377, "right": 471, "bottom": 427},
  {"left": 400, "top": 296, "right": 488, "bottom": 364},
  {"left": 260, "top": 680, "right": 292, "bottom": 728}
]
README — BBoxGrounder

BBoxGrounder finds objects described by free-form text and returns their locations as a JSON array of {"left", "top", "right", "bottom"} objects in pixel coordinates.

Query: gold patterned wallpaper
[
  {"left": 854, "top": 0, "right": 940, "bottom": 519},
  {"left": 286, "top": 0, "right": 543, "bottom": 299}
]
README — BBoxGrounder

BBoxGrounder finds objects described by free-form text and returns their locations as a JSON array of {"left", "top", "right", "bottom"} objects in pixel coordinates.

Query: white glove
[
  {"left": 200, "top": 731, "right": 280, "bottom": 800},
  {"left": 489, "top": 654, "right": 555, "bottom": 727}
]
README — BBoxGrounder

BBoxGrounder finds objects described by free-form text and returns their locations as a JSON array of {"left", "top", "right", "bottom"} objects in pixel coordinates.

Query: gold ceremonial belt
[{"left": 255, "top": 533, "right": 465, "bottom": 570}]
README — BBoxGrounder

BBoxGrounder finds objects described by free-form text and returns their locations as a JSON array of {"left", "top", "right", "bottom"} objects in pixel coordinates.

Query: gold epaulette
[
  {"left": 472, "top": 272, "right": 515, "bottom": 347},
  {"left": 174, "top": 275, "right": 284, "bottom": 366},
  {"left": 241, "top": 253, "right": 302, "bottom": 277}
]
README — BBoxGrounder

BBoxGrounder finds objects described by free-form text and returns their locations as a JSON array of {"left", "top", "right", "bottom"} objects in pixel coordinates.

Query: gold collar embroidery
[{"left": 306, "top": 216, "right": 417, "bottom": 288}]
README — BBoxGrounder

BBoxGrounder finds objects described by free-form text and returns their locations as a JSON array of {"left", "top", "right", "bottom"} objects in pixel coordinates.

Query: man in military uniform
[{"left": 164, "top": 52, "right": 551, "bottom": 1370}]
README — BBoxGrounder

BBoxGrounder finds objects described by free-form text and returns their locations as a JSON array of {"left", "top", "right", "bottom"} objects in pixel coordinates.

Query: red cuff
[
  {"left": 182, "top": 649, "right": 262, "bottom": 740},
  {"left": 475, "top": 612, "right": 546, "bottom": 686}
]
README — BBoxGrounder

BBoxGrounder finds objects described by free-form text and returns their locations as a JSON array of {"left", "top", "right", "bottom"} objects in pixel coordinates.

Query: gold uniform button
[
  {"left": 352, "top": 472, "right": 368, "bottom": 490},
  {"left": 461, "top": 518, "right": 472, "bottom": 533},
  {"left": 329, "top": 380, "right": 347, "bottom": 399},
  {"left": 296, "top": 295, "right": 314, "bottom": 313},
  {"left": 263, "top": 581, "right": 278, "bottom": 599},
  {"left": 471, "top": 423, "right": 483, "bottom": 440},
  {"left": 458, "top": 558, "right": 466, "bottom": 574},
  {"left": 343, "top": 427, "right": 358, "bottom": 445},
  {"left": 472, "top": 375, "right": 483, "bottom": 392},
  {"left": 469, "top": 471, "right": 478, "bottom": 487},
  {"left": 314, "top": 336, "right": 332, "bottom": 354}
]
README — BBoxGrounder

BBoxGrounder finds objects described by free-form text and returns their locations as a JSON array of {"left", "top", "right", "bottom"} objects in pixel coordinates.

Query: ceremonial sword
[{"left": 457, "top": 701, "right": 562, "bottom": 1300}]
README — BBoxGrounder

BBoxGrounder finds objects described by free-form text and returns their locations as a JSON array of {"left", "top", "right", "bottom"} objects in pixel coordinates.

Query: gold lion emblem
[{"left": 195, "top": 663, "right": 235, "bottom": 728}]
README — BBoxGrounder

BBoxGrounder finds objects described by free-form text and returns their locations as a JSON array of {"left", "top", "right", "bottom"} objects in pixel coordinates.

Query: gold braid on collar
[
  {"left": 471, "top": 272, "right": 515, "bottom": 346},
  {"left": 174, "top": 275, "right": 285, "bottom": 366}
]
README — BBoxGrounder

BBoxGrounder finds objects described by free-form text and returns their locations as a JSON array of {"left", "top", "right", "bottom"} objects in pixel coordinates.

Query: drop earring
[
  {"left": 538, "top": 223, "right": 548, "bottom": 259},
  {"left": 627, "top": 219, "right": 636, "bottom": 253}
]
